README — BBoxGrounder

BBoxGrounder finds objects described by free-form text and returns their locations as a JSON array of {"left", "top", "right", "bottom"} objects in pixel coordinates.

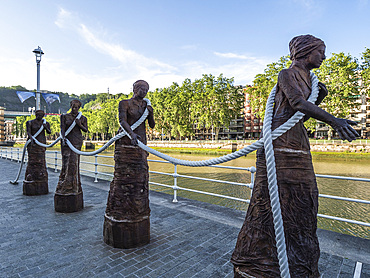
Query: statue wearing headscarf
[
  {"left": 104, "top": 80, "right": 155, "bottom": 249},
  {"left": 231, "top": 35, "right": 357, "bottom": 277},
  {"left": 23, "top": 110, "right": 51, "bottom": 195},
  {"left": 55, "top": 99, "right": 88, "bottom": 213}
]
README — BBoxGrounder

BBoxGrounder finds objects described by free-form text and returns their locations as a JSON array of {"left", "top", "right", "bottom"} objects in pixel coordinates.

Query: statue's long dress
[
  {"left": 104, "top": 99, "right": 150, "bottom": 249},
  {"left": 231, "top": 66, "right": 320, "bottom": 278},
  {"left": 23, "top": 120, "right": 48, "bottom": 195},
  {"left": 55, "top": 114, "right": 87, "bottom": 212}
]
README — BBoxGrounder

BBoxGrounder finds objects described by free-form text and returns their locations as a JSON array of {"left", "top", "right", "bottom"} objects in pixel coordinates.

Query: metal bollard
[
  {"left": 10, "top": 147, "right": 13, "bottom": 161},
  {"left": 54, "top": 151, "right": 58, "bottom": 172},
  {"left": 94, "top": 155, "right": 98, "bottom": 182},
  {"left": 172, "top": 164, "right": 178, "bottom": 203},
  {"left": 17, "top": 148, "right": 20, "bottom": 163}
]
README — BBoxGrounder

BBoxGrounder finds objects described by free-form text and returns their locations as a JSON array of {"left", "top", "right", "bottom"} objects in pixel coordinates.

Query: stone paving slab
[{"left": 0, "top": 158, "right": 369, "bottom": 278}]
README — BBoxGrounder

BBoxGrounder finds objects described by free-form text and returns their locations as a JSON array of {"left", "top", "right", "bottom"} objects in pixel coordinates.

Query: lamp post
[{"left": 32, "top": 46, "right": 44, "bottom": 111}]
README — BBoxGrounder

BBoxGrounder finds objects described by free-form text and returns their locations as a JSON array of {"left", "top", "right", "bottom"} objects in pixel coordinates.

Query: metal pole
[
  {"left": 36, "top": 61, "right": 41, "bottom": 110},
  {"left": 54, "top": 151, "right": 58, "bottom": 172},
  {"left": 172, "top": 164, "right": 178, "bottom": 203},
  {"left": 17, "top": 148, "right": 20, "bottom": 163},
  {"left": 10, "top": 147, "right": 13, "bottom": 161},
  {"left": 94, "top": 155, "right": 98, "bottom": 182}
]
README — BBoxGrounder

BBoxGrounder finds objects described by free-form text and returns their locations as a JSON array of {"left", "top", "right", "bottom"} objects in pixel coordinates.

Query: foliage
[
  {"left": 315, "top": 52, "right": 360, "bottom": 118},
  {"left": 148, "top": 74, "right": 244, "bottom": 140},
  {"left": 247, "top": 56, "right": 291, "bottom": 120},
  {"left": 360, "top": 48, "right": 370, "bottom": 96},
  {"left": 191, "top": 74, "right": 244, "bottom": 138}
]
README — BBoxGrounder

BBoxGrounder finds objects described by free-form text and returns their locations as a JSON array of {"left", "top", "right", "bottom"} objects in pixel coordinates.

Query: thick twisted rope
[
  {"left": 261, "top": 72, "right": 318, "bottom": 278},
  {"left": 10, "top": 112, "right": 82, "bottom": 184},
  {"left": 9, "top": 73, "right": 319, "bottom": 277},
  {"left": 65, "top": 99, "right": 150, "bottom": 156},
  {"left": 137, "top": 73, "right": 318, "bottom": 168}
]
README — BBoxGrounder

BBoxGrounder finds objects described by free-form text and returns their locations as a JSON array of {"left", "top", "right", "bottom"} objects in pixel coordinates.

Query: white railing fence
[{"left": 1, "top": 146, "right": 369, "bottom": 228}]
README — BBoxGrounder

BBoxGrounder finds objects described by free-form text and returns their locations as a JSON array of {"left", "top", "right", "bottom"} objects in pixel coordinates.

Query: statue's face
[
  {"left": 71, "top": 103, "right": 80, "bottom": 114},
  {"left": 36, "top": 113, "right": 44, "bottom": 120},
  {"left": 135, "top": 85, "right": 149, "bottom": 99},
  {"left": 307, "top": 45, "right": 326, "bottom": 68}
]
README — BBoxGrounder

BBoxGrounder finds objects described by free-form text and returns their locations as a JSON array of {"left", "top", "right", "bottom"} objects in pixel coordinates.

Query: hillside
[{"left": 0, "top": 86, "right": 96, "bottom": 113}]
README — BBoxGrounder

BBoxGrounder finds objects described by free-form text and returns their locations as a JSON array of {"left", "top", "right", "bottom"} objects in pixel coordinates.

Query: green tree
[
  {"left": 191, "top": 74, "right": 244, "bottom": 139},
  {"left": 315, "top": 52, "right": 360, "bottom": 138},
  {"left": 360, "top": 48, "right": 370, "bottom": 97},
  {"left": 247, "top": 56, "right": 291, "bottom": 120}
]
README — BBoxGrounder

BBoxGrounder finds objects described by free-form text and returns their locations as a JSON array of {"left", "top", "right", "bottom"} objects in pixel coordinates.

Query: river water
[{"left": 41, "top": 147, "right": 370, "bottom": 239}]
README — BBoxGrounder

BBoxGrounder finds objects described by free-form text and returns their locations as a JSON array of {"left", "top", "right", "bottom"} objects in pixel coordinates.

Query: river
[{"left": 59, "top": 148, "right": 369, "bottom": 240}]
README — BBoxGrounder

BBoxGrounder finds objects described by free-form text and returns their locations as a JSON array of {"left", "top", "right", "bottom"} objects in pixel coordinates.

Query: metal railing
[{"left": 1, "top": 146, "right": 369, "bottom": 228}]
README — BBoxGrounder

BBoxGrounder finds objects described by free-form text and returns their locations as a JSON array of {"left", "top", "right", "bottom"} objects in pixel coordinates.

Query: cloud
[
  {"left": 54, "top": 7, "right": 73, "bottom": 29},
  {"left": 214, "top": 52, "right": 252, "bottom": 60},
  {"left": 77, "top": 24, "right": 176, "bottom": 73},
  {"left": 50, "top": 7, "right": 271, "bottom": 94}
]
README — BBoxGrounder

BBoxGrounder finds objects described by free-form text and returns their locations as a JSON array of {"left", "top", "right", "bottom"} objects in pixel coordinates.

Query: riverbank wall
[
  {"left": 12, "top": 139, "right": 370, "bottom": 153},
  {"left": 147, "top": 140, "right": 370, "bottom": 153}
]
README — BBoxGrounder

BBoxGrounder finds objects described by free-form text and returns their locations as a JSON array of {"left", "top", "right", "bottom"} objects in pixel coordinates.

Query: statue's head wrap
[
  {"left": 289, "top": 34, "right": 325, "bottom": 61},
  {"left": 70, "top": 99, "right": 82, "bottom": 108},
  {"left": 133, "top": 80, "right": 149, "bottom": 93},
  {"left": 35, "top": 110, "right": 45, "bottom": 116}
]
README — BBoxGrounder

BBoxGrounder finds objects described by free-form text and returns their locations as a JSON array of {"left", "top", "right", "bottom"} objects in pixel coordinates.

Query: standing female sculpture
[
  {"left": 231, "top": 35, "right": 358, "bottom": 277},
  {"left": 23, "top": 110, "right": 51, "bottom": 195},
  {"left": 55, "top": 99, "right": 88, "bottom": 213},
  {"left": 104, "top": 80, "right": 155, "bottom": 249}
]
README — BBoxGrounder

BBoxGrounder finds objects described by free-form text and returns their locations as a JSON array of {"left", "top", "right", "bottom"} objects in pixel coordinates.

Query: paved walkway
[{"left": 0, "top": 158, "right": 369, "bottom": 278}]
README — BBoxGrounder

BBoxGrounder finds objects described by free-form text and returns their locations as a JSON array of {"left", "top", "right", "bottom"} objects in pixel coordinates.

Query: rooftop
[{"left": 0, "top": 158, "right": 369, "bottom": 278}]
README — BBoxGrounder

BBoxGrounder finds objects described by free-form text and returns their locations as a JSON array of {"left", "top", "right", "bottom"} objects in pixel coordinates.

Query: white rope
[
  {"left": 9, "top": 73, "right": 319, "bottom": 277},
  {"left": 261, "top": 72, "right": 318, "bottom": 277},
  {"left": 135, "top": 73, "right": 318, "bottom": 278},
  {"left": 10, "top": 112, "right": 83, "bottom": 184},
  {"left": 137, "top": 72, "right": 318, "bottom": 168},
  {"left": 65, "top": 99, "right": 151, "bottom": 156}
]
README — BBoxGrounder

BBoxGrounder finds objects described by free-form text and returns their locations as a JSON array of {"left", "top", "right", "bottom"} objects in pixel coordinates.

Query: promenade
[{"left": 0, "top": 158, "right": 369, "bottom": 278}]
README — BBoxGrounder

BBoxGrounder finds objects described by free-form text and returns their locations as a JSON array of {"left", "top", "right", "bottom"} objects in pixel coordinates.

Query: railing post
[
  {"left": 0, "top": 146, "right": 2, "bottom": 158},
  {"left": 5, "top": 147, "right": 7, "bottom": 160},
  {"left": 172, "top": 164, "right": 178, "bottom": 203},
  {"left": 10, "top": 147, "right": 13, "bottom": 161},
  {"left": 54, "top": 151, "right": 58, "bottom": 172},
  {"left": 250, "top": 166, "right": 256, "bottom": 189},
  {"left": 17, "top": 148, "right": 20, "bottom": 163},
  {"left": 94, "top": 154, "right": 98, "bottom": 182}
]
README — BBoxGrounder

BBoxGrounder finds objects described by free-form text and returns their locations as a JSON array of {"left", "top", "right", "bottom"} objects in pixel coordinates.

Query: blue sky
[{"left": 1, "top": 0, "right": 369, "bottom": 95}]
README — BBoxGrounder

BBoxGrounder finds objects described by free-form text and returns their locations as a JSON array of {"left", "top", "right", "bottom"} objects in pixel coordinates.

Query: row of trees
[
  {"left": 13, "top": 74, "right": 244, "bottom": 140},
  {"left": 247, "top": 48, "right": 370, "bottom": 134},
  {"left": 13, "top": 49, "right": 370, "bottom": 140}
]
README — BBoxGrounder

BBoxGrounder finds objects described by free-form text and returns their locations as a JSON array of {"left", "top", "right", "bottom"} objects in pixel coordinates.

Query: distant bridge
[
  {"left": 4, "top": 111, "right": 61, "bottom": 119},
  {"left": 4, "top": 111, "right": 32, "bottom": 119}
]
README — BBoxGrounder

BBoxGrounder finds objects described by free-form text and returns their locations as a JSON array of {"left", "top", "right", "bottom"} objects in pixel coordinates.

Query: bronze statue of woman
[
  {"left": 231, "top": 35, "right": 358, "bottom": 278},
  {"left": 55, "top": 99, "right": 88, "bottom": 213},
  {"left": 23, "top": 110, "right": 51, "bottom": 195},
  {"left": 104, "top": 80, "right": 155, "bottom": 249}
]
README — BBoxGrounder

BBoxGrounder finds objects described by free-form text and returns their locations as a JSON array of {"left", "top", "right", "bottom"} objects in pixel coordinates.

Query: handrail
[{"left": 1, "top": 146, "right": 369, "bottom": 228}]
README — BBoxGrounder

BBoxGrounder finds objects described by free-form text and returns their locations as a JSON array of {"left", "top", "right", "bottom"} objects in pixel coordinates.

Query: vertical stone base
[
  {"left": 54, "top": 192, "right": 83, "bottom": 213},
  {"left": 103, "top": 214, "right": 150, "bottom": 249},
  {"left": 23, "top": 180, "right": 48, "bottom": 196}
]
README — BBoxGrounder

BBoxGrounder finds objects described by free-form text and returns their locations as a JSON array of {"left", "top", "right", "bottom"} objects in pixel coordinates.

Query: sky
[{"left": 1, "top": 0, "right": 370, "bottom": 95}]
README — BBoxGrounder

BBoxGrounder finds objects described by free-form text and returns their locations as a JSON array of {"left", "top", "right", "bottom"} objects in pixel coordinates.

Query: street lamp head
[{"left": 33, "top": 46, "right": 44, "bottom": 63}]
